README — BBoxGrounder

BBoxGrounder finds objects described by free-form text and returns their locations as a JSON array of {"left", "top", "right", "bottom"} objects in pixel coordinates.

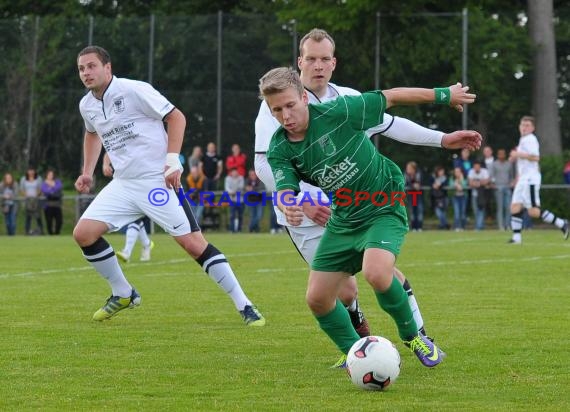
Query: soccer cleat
[
  {"left": 116, "top": 250, "right": 130, "bottom": 263},
  {"left": 239, "top": 304, "right": 266, "bottom": 326},
  {"left": 348, "top": 300, "right": 370, "bottom": 338},
  {"left": 507, "top": 239, "right": 521, "bottom": 244},
  {"left": 355, "top": 318, "right": 371, "bottom": 338},
  {"left": 140, "top": 241, "right": 155, "bottom": 261},
  {"left": 92, "top": 288, "right": 141, "bottom": 321},
  {"left": 403, "top": 334, "right": 445, "bottom": 368},
  {"left": 562, "top": 220, "right": 569, "bottom": 240},
  {"left": 330, "top": 354, "right": 347, "bottom": 369}
]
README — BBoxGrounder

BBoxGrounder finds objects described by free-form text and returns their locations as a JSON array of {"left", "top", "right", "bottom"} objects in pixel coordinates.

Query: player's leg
[
  {"left": 138, "top": 218, "right": 154, "bottom": 261},
  {"left": 534, "top": 185, "right": 569, "bottom": 238},
  {"left": 74, "top": 217, "right": 140, "bottom": 320},
  {"left": 287, "top": 223, "right": 370, "bottom": 338},
  {"left": 509, "top": 182, "right": 526, "bottom": 243},
  {"left": 147, "top": 188, "right": 264, "bottom": 326},
  {"left": 116, "top": 220, "right": 141, "bottom": 262},
  {"left": 393, "top": 267, "right": 428, "bottom": 338}
]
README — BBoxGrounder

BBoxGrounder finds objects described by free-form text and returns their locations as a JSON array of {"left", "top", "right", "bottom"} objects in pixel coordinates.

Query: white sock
[
  {"left": 541, "top": 210, "right": 565, "bottom": 228},
  {"left": 402, "top": 280, "right": 424, "bottom": 332},
  {"left": 137, "top": 222, "right": 151, "bottom": 248},
  {"left": 83, "top": 239, "right": 132, "bottom": 297},
  {"left": 197, "top": 244, "right": 251, "bottom": 310},
  {"left": 123, "top": 222, "right": 139, "bottom": 255}
]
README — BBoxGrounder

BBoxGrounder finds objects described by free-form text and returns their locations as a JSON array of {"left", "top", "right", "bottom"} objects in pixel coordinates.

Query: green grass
[{"left": 0, "top": 230, "right": 568, "bottom": 411}]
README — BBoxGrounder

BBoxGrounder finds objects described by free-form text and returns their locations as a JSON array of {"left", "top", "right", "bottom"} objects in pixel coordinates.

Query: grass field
[{"left": 1, "top": 230, "right": 569, "bottom": 411}]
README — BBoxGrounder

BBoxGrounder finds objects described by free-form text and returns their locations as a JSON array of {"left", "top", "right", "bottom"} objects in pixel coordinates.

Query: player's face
[
  {"left": 519, "top": 120, "right": 534, "bottom": 137},
  {"left": 265, "top": 88, "right": 309, "bottom": 139},
  {"left": 298, "top": 38, "right": 336, "bottom": 95},
  {"left": 77, "top": 53, "right": 112, "bottom": 93}
]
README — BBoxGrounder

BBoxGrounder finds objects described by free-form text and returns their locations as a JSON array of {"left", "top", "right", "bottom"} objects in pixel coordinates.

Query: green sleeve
[
  {"left": 343, "top": 91, "right": 386, "bottom": 131},
  {"left": 267, "top": 138, "right": 301, "bottom": 192}
]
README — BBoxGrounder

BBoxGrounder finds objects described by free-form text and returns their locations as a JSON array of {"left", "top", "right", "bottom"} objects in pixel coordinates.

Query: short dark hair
[{"left": 78, "top": 45, "right": 111, "bottom": 65}]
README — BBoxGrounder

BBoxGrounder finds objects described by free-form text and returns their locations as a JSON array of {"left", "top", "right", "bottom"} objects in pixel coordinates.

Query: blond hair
[
  {"left": 258, "top": 67, "right": 304, "bottom": 99},
  {"left": 520, "top": 115, "right": 535, "bottom": 126},
  {"left": 299, "top": 28, "right": 335, "bottom": 56}
]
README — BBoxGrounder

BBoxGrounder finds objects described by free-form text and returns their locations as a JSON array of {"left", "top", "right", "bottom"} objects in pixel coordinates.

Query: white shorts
[
  {"left": 512, "top": 182, "right": 541, "bottom": 209},
  {"left": 81, "top": 178, "right": 196, "bottom": 236},
  {"left": 285, "top": 224, "right": 325, "bottom": 265}
]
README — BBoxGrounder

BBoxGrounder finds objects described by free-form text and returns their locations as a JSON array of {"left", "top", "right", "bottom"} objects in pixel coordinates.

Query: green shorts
[{"left": 311, "top": 213, "right": 408, "bottom": 274}]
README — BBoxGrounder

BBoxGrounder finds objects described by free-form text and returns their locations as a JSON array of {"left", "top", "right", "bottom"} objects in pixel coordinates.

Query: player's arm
[
  {"left": 510, "top": 149, "right": 539, "bottom": 162},
  {"left": 276, "top": 190, "right": 303, "bottom": 226},
  {"left": 383, "top": 82, "right": 476, "bottom": 112},
  {"left": 163, "top": 108, "right": 186, "bottom": 189},
  {"left": 102, "top": 152, "right": 114, "bottom": 177},
  {"left": 372, "top": 115, "right": 481, "bottom": 151},
  {"left": 75, "top": 130, "right": 102, "bottom": 193}
]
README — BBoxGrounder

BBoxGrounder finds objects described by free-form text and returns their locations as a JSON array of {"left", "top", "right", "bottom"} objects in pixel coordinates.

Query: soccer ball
[{"left": 346, "top": 336, "right": 401, "bottom": 391}]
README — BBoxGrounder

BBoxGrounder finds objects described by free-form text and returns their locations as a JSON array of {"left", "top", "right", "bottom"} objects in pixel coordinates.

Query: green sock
[
  {"left": 375, "top": 276, "right": 418, "bottom": 340},
  {"left": 315, "top": 299, "right": 361, "bottom": 354}
]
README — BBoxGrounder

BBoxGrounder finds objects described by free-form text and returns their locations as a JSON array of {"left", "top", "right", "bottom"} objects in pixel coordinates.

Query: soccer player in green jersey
[{"left": 261, "top": 67, "right": 478, "bottom": 368}]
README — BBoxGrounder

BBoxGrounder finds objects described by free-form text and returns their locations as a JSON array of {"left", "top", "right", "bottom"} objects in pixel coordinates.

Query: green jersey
[{"left": 267, "top": 91, "right": 408, "bottom": 234}]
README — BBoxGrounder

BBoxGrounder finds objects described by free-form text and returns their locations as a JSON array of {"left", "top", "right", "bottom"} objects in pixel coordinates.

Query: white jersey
[
  {"left": 515, "top": 133, "right": 541, "bottom": 185},
  {"left": 79, "top": 76, "right": 175, "bottom": 179}
]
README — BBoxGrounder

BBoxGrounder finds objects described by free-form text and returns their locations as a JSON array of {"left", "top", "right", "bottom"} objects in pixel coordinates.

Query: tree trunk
[{"left": 527, "top": 0, "right": 561, "bottom": 155}]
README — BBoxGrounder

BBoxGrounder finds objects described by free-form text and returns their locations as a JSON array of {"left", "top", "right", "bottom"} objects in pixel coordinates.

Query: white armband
[
  {"left": 165, "top": 153, "right": 183, "bottom": 177},
  {"left": 381, "top": 116, "right": 444, "bottom": 148}
]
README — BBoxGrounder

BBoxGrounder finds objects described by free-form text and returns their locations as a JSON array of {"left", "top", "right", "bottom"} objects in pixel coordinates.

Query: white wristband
[{"left": 165, "top": 153, "right": 183, "bottom": 177}]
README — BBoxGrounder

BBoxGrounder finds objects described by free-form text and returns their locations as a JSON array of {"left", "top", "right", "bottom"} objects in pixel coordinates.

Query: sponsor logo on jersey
[
  {"left": 113, "top": 96, "right": 125, "bottom": 113},
  {"left": 311, "top": 156, "right": 358, "bottom": 190}
]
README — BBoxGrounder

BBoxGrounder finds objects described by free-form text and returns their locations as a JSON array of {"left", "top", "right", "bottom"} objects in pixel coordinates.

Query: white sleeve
[
  {"left": 254, "top": 153, "right": 277, "bottom": 192},
  {"left": 366, "top": 115, "right": 444, "bottom": 147},
  {"left": 132, "top": 80, "right": 175, "bottom": 120},
  {"left": 254, "top": 101, "right": 280, "bottom": 153}
]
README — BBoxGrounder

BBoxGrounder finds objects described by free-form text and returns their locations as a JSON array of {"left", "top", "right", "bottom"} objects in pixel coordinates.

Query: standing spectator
[
  {"left": 200, "top": 142, "right": 223, "bottom": 191},
  {"left": 187, "top": 145, "right": 202, "bottom": 171},
  {"left": 449, "top": 167, "right": 468, "bottom": 231},
  {"left": 491, "top": 149, "right": 515, "bottom": 230},
  {"left": 20, "top": 167, "right": 43, "bottom": 235},
  {"left": 468, "top": 160, "right": 491, "bottom": 230},
  {"left": 482, "top": 145, "right": 495, "bottom": 221},
  {"left": 563, "top": 159, "right": 570, "bottom": 184},
  {"left": 244, "top": 169, "right": 265, "bottom": 233},
  {"left": 404, "top": 161, "right": 423, "bottom": 231},
  {"left": 430, "top": 166, "right": 449, "bottom": 229},
  {"left": 453, "top": 148, "right": 473, "bottom": 176},
  {"left": 186, "top": 165, "right": 205, "bottom": 225},
  {"left": 225, "top": 143, "right": 247, "bottom": 177},
  {"left": 269, "top": 207, "right": 283, "bottom": 234},
  {"left": 225, "top": 168, "right": 244, "bottom": 233},
  {"left": 1, "top": 172, "right": 19, "bottom": 235},
  {"left": 41, "top": 169, "right": 63, "bottom": 235}
]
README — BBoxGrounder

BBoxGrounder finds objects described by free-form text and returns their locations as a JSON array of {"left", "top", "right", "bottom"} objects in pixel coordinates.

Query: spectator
[
  {"left": 564, "top": 159, "right": 570, "bottom": 184},
  {"left": 491, "top": 148, "right": 515, "bottom": 230},
  {"left": 449, "top": 167, "right": 468, "bottom": 231},
  {"left": 1, "top": 172, "right": 19, "bottom": 235},
  {"left": 430, "top": 166, "right": 450, "bottom": 230},
  {"left": 41, "top": 169, "right": 63, "bottom": 235},
  {"left": 186, "top": 165, "right": 205, "bottom": 225},
  {"left": 404, "top": 161, "right": 424, "bottom": 231},
  {"left": 225, "top": 143, "right": 247, "bottom": 177},
  {"left": 200, "top": 142, "right": 223, "bottom": 191},
  {"left": 453, "top": 148, "right": 473, "bottom": 176},
  {"left": 482, "top": 145, "right": 495, "bottom": 220},
  {"left": 269, "top": 207, "right": 283, "bottom": 234},
  {"left": 187, "top": 145, "right": 203, "bottom": 171},
  {"left": 244, "top": 169, "right": 265, "bottom": 233},
  {"left": 225, "top": 167, "right": 244, "bottom": 233},
  {"left": 468, "top": 160, "right": 491, "bottom": 230},
  {"left": 20, "top": 167, "right": 43, "bottom": 235}
]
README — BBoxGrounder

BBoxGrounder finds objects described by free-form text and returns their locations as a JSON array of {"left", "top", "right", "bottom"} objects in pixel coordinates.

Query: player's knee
[{"left": 337, "top": 277, "right": 358, "bottom": 305}]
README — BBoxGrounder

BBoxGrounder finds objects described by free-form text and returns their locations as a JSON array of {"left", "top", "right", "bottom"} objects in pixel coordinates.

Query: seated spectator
[{"left": 186, "top": 166, "right": 205, "bottom": 225}]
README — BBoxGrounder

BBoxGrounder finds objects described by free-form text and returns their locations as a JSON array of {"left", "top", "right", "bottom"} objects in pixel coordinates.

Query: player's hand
[
  {"left": 75, "top": 175, "right": 93, "bottom": 194},
  {"left": 283, "top": 205, "right": 304, "bottom": 226},
  {"left": 442, "top": 130, "right": 483, "bottom": 151},
  {"left": 102, "top": 164, "right": 114, "bottom": 177},
  {"left": 448, "top": 82, "right": 476, "bottom": 112},
  {"left": 302, "top": 203, "right": 331, "bottom": 227},
  {"left": 164, "top": 167, "right": 182, "bottom": 190}
]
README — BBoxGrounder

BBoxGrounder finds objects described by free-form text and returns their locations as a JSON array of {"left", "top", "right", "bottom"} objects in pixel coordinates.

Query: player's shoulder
[{"left": 330, "top": 82, "right": 360, "bottom": 97}]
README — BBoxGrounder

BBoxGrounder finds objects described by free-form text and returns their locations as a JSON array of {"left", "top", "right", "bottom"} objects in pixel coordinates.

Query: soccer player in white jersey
[
  {"left": 508, "top": 115, "right": 568, "bottom": 244},
  {"left": 254, "top": 28, "right": 481, "bottom": 367},
  {"left": 73, "top": 46, "right": 265, "bottom": 325}
]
